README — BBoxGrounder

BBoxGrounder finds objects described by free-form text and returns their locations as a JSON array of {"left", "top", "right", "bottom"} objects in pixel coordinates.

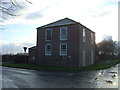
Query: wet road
[{"left": 1, "top": 64, "right": 119, "bottom": 88}]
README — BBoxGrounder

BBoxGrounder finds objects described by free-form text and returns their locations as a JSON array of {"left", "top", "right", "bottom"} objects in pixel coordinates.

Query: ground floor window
[
  {"left": 60, "top": 44, "right": 67, "bottom": 56},
  {"left": 45, "top": 44, "right": 52, "bottom": 56},
  {"left": 91, "top": 50, "right": 94, "bottom": 64},
  {"left": 82, "top": 48, "right": 86, "bottom": 66}
]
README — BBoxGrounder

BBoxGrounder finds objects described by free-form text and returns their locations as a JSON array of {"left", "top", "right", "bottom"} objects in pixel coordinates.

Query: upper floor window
[
  {"left": 45, "top": 44, "right": 52, "bottom": 56},
  {"left": 83, "top": 28, "right": 86, "bottom": 42},
  {"left": 45, "top": 28, "right": 52, "bottom": 41},
  {"left": 60, "top": 44, "right": 67, "bottom": 56},
  {"left": 91, "top": 33, "right": 94, "bottom": 44},
  {"left": 60, "top": 27, "right": 67, "bottom": 40}
]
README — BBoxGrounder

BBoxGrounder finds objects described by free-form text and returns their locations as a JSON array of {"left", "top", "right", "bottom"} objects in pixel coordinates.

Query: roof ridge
[{"left": 37, "top": 17, "right": 79, "bottom": 29}]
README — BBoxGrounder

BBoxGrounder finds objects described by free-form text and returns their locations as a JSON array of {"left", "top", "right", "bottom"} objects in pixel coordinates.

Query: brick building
[{"left": 28, "top": 18, "right": 96, "bottom": 68}]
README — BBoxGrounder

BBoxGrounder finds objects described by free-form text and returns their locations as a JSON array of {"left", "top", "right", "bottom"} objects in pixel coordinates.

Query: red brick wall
[{"left": 36, "top": 23, "right": 95, "bottom": 68}]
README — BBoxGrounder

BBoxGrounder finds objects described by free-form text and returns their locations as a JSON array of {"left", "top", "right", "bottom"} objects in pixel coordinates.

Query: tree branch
[
  {"left": 26, "top": 0, "right": 32, "bottom": 4},
  {"left": 0, "top": 6, "right": 9, "bottom": 11},
  {"left": 10, "top": 0, "right": 17, "bottom": 6},
  {"left": 0, "top": 0, "right": 32, "bottom": 29}
]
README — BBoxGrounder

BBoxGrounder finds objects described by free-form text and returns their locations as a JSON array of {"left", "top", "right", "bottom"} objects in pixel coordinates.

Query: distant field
[{"left": 2, "top": 60, "right": 120, "bottom": 71}]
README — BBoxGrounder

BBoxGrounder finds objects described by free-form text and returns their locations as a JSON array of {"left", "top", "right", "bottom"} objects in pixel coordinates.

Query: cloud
[
  {"left": 2, "top": 43, "right": 23, "bottom": 54},
  {"left": 1, "top": 42, "right": 35, "bottom": 54},
  {"left": 99, "top": 11, "right": 111, "bottom": 17},
  {"left": 25, "top": 11, "right": 43, "bottom": 20},
  {"left": 2, "top": 0, "right": 118, "bottom": 44},
  {"left": 90, "top": 11, "right": 111, "bottom": 18},
  {"left": 3, "top": 0, "right": 62, "bottom": 25}
]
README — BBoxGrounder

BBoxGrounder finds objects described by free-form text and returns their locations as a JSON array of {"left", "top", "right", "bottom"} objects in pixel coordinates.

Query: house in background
[
  {"left": 28, "top": 18, "right": 96, "bottom": 68},
  {"left": 28, "top": 46, "right": 37, "bottom": 64}
]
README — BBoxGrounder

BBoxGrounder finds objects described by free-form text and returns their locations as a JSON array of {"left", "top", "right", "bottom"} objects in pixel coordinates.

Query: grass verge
[{"left": 2, "top": 60, "right": 120, "bottom": 71}]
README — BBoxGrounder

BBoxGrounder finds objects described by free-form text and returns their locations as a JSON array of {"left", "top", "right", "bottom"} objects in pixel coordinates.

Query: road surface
[{"left": 1, "top": 64, "right": 119, "bottom": 88}]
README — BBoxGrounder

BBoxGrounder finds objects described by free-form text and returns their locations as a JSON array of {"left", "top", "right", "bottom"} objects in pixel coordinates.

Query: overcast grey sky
[{"left": 0, "top": 0, "right": 118, "bottom": 54}]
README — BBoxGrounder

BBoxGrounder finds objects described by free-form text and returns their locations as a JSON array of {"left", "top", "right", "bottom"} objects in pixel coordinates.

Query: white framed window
[
  {"left": 83, "top": 28, "right": 86, "bottom": 42},
  {"left": 45, "top": 28, "right": 52, "bottom": 41},
  {"left": 60, "top": 27, "right": 67, "bottom": 40},
  {"left": 82, "top": 48, "right": 86, "bottom": 66},
  {"left": 91, "top": 50, "right": 94, "bottom": 64},
  {"left": 45, "top": 44, "right": 52, "bottom": 56},
  {"left": 91, "top": 33, "right": 94, "bottom": 44},
  {"left": 60, "top": 44, "right": 67, "bottom": 56}
]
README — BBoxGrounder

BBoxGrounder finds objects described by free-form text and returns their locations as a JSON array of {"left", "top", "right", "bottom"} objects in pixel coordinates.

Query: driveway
[{"left": 1, "top": 64, "right": 119, "bottom": 88}]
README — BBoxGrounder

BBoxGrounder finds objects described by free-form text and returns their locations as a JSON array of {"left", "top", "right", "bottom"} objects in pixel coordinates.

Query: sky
[{"left": 0, "top": 0, "right": 119, "bottom": 54}]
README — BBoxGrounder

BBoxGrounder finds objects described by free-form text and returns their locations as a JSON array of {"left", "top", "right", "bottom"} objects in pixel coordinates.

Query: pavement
[
  {"left": 0, "top": 64, "right": 119, "bottom": 89},
  {"left": 93, "top": 64, "right": 118, "bottom": 88}
]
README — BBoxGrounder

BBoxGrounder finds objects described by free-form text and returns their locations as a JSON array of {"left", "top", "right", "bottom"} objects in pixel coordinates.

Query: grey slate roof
[
  {"left": 37, "top": 17, "right": 95, "bottom": 33},
  {"left": 37, "top": 18, "right": 79, "bottom": 28}
]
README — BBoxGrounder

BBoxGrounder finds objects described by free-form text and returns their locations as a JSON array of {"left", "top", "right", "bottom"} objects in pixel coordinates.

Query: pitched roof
[
  {"left": 37, "top": 18, "right": 79, "bottom": 28},
  {"left": 29, "top": 46, "right": 37, "bottom": 50},
  {"left": 37, "top": 17, "right": 95, "bottom": 33}
]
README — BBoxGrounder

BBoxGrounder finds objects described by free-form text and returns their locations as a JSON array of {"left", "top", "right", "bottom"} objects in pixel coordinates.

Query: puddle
[
  {"left": 98, "top": 72, "right": 102, "bottom": 75},
  {"left": 95, "top": 77, "right": 99, "bottom": 80},
  {"left": 108, "top": 72, "right": 117, "bottom": 74},
  {"left": 106, "top": 80, "right": 113, "bottom": 84},
  {"left": 105, "top": 80, "right": 117, "bottom": 87},
  {"left": 98, "top": 70, "right": 104, "bottom": 76},
  {"left": 113, "top": 82, "right": 117, "bottom": 86},
  {"left": 111, "top": 74, "right": 118, "bottom": 79}
]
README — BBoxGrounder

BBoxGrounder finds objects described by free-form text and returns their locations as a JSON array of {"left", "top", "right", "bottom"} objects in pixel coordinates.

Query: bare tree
[
  {"left": 97, "top": 36, "right": 117, "bottom": 60},
  {"left": 0, "top": 0, "right": 32, "bottom": 30}
]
